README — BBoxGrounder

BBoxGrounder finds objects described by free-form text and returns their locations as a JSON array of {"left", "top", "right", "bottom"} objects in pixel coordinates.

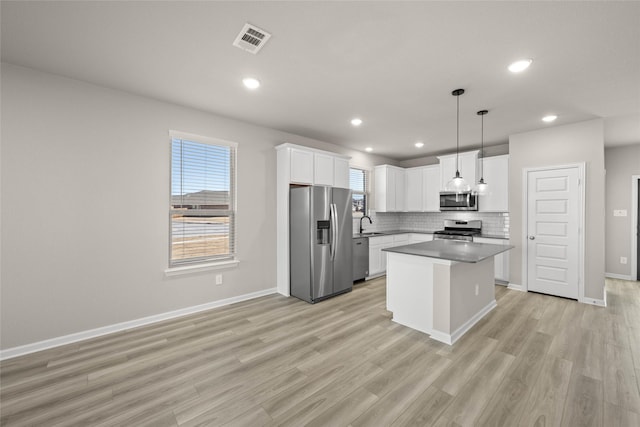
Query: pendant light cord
[
  {"left": 477, "top": 109, "right": 488, "bottom": 182},
  {"left": 480, "top": 112, "right": 483, "bottom": 179},
  {"left": 456, "top": 94, "right": 460, "bottom": 174}
]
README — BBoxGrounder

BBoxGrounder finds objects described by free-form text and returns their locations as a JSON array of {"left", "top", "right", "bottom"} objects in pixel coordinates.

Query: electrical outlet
[
  {"left": 613, "top": 210, "right": 628, "bottom": 217},
  {"left": 216, "top": 274, "right": 223, "bottom": 285},
  {"left": 475, "top": 284, "right": 479, "bottom": 296},
  {"left": 620, "top": 257, "right": 628, "bottom": 265}
]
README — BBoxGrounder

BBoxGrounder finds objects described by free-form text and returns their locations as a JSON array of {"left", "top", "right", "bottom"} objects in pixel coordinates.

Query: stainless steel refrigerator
[{"left": 290, "top": 186, "right": 353, "bottom": 303}]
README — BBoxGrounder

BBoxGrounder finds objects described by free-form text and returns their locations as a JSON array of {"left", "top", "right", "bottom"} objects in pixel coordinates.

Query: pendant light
[
  {"left": 475, "top": 109, "right": 489, "bottom": 195},
  {"left": 445, "top": 89, "right": 470, "bottom": 193}
]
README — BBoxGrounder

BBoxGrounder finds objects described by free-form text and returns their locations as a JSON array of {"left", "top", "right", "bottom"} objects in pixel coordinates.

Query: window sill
[{"left": 164, "top": 259, "right": 240, "bottom": 277}]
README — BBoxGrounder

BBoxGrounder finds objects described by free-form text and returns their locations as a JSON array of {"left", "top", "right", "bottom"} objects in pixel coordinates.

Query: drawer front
[
  {"left": 392, "top": 234, "right": 409, "bottom": 244},
  {"left": 369, "top": 235, "right": 394, "bottom": 246},
  {"left": 409, "top": 233, "right": 433, "bottom": 243}
]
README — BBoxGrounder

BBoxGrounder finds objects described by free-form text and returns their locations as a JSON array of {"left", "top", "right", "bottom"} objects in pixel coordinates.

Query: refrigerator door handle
[{"left": 330, "top": 203, "right": 338, "bottom": 261}]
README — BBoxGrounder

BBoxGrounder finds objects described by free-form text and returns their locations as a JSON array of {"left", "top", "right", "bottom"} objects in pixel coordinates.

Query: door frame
[
  {"left": 521, "top": 163, "right": 586, "bottom": 301},
  {"left": 632, "top": 175, "right": 639, "bottom": 281}
]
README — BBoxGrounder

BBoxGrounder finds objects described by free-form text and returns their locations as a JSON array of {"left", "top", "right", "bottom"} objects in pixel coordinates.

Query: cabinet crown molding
[
  {"left": 275, "top": 143, "right": 351, "bottom": 160},
  {"left": 436, "top": 149, "right": 479, "bottom": 161}
]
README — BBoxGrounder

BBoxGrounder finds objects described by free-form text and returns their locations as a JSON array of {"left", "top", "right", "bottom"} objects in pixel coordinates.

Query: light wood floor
[{"left": 1, "top": 278, "right": 639, "bottom": 426}]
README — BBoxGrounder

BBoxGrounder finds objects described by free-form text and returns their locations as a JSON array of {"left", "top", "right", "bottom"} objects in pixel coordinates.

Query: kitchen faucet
[{"left": 359, "top": 215, "right": 372, "bottom": 234}]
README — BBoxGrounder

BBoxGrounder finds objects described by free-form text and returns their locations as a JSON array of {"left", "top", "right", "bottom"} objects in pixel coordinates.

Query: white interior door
[{"left": 526, "top": 166, "right": 581, "bottom": 299}]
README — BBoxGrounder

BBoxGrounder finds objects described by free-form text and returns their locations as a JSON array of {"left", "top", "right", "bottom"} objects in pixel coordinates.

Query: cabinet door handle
[{"left": 529, "top": 236, "right": 536, "bottom": 240}]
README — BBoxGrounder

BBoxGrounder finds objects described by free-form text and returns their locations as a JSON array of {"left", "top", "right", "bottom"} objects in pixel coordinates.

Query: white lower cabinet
[
  {"left": 369, "top": 234, "right": 507, "bottom": 281},
  {"left": 368, "top": 235, "right": 393, "bottom": 277},
  {"left": 393, "top": 234, "right": 409, "bottom": 245},
  {"left": 474, "top": 237, "right": 510, "bottom": 283},
  {"left": 409, "top": 233, "right": 433, "bottom": 244},
  {"left": 368, "top": 234, "right": 411, "bottom": 278}
]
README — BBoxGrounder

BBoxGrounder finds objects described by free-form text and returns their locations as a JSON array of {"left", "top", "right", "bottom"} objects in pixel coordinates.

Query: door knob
[{"left": 529, "top": 236, "right": 535, "bottom": 240}]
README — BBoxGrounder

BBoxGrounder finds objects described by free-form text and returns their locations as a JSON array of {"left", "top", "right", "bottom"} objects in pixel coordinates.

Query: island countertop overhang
[{"left": 382, "top": 240, "right": 514, "bottom": 263}]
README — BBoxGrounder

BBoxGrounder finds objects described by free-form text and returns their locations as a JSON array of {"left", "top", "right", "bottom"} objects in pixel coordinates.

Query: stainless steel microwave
[{"left": 439, "top": 191, "right": 478, "bottom": 211}]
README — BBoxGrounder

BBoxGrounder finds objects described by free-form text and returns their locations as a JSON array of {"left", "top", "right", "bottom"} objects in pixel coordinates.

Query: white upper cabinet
[
  {"left": 405, "top": 167, "right": 423, "bottom": 212},
  {"left": 395, "top": 167, "right": 406, "bottom": 212},
  {"left": 313, "top": 153, "right": 334, "bottom": 186},
  {"left": 438, "top": 150, "right": 479, "bottom": 190},
  {"left": 275, "top": 143, "right": 351, "bottom": 296},
  {"left": 375, "top": 165, "right": 406, "bottom": 212},
  {"left": 422, "top": 164, "right": 440, "bottom": 211},
  {"left": 276, "top": 143, "right": 351, "bottom": 188},
  {"left": 478, "top": 155, "right": 509, "bottom": 212},
  {"left": 289, "top": 148, "right": 314, "bottom": 184},
  {"left": 333, "top": 157, "right": 350, "bottom": 189},
  {"left": 404, "top": 164, "right": 440, "bottom": 212}
]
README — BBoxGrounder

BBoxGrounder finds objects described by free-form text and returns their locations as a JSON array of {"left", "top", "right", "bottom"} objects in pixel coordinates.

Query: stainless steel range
[{"left": 433, "top": 220, "right": 482, "bottom": 242}]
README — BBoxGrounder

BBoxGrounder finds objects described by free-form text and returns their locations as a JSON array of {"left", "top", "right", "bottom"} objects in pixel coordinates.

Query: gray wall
[
  {"left": 0, "top": 63, "right": 392, "bottom": 350},
  {"left": 398, "top": 143, "right": 510, "bottom": 169},
  {"left": 508, "top": 119, "right": 606, "bottom": 301},
  {"left": 605, "top": 144, "right": 640, "bottom": 278}
]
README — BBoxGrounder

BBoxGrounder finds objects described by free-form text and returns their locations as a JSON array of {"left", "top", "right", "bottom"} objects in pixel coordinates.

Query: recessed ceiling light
[
  {"left": 508, "top": 59, "right": 533, "bottom": 73},
  {"left": 415, "top": 141, "right": 424, "bottom": 148},
  {"left": 365, "top": 147, "right": 373, "bottom": 152},
  {"left": 542, "top": 114, "right": 558, "bottom": 123},
  {"left": 242, "top": 77, "right": 260, "bottom": 90},
  {"left": 351, "top": 118, "right": 363, "bottom": 126}
]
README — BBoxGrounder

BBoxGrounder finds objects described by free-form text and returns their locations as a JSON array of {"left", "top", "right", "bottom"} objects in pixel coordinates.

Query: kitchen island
[{"left": 383, "top": 240, "right": 513, "bottom": 345}]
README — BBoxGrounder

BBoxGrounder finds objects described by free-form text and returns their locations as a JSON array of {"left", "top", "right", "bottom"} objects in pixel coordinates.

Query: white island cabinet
[{"left": 384, "top": 240, "right": 512, "bottom": 345}]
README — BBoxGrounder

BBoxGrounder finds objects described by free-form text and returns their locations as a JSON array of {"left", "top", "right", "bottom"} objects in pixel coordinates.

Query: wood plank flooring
[{"left": 1, "top": 277, "right": 639, "bottom": 426}]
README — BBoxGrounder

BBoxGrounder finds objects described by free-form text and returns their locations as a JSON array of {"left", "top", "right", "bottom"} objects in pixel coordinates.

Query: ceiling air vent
[{"left": 233, "top": 23, "right": 271, "bottom": 54}]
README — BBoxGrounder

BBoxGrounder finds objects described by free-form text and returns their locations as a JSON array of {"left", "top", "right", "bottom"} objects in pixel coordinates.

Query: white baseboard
[
  {"left": 581, "top": 297, "right": 607, "bottom": 307},
  {"left": 605, "top": 272, "right": 633, "bottom": 281},
  {"left": 429, "top": 299, "right": 497, "bottom": 346},
  {"left": 0, "top": 287, "right": 277, "bottom": 361},
  {"left": 507, "top": 283, "right": 525, "bottom": 292}
]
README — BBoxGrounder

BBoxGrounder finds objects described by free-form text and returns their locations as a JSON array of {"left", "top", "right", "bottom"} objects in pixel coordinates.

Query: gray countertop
[
  {"left": 352, "top": 229, "right": 436, "bottom": 237},
  {"left": 353, "top": 229, "right": 508, "bottom": 240},
  {"left": 382, "top": 240, "right": 514, "bottom": 263}
]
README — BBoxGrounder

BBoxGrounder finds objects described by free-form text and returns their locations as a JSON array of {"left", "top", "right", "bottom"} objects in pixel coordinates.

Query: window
[
  {"left": 350, "top": 167, "right": 368, "bottom": 217},
  {"left": 170, "top": 131, "right": 236, "bottom": 267}
]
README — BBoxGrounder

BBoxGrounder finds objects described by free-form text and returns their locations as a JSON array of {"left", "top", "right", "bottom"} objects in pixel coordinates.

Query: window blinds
[
  {"left": 350, "top": 168, "right": 368, "bottom": 215},
  {"left": 170, "top": 132, "right": 236, "bottom": 266}
]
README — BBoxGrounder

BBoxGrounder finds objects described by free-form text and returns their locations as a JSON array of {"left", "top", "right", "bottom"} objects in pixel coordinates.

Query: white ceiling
[{"left": 2, "top": 1, "right": 639, "bottom": 160}]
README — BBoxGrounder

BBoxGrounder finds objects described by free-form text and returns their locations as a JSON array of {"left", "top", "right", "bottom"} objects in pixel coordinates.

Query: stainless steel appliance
[
  {"left": 352, "top": 237, "right": 369, "bottom": 281},
  {"left": 434, "top": 219, "right": 482, "bottom": 242},
  {"left": 439, "top": 191, "right": 478, "bottom": 211},
  {"left": 290, "top": 186, "right": 353, "bottom": 303}
]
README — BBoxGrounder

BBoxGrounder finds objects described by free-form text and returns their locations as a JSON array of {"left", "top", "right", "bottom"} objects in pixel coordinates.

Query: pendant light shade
[
  {"left": 445, "top": 89, "right": 470, "bottom": 193},
  {"left": 474, "top": 109, "right": 489, "bottom": 195}
]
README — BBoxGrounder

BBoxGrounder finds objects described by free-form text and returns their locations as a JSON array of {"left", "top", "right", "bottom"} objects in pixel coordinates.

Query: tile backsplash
[{"left": 354, "top": 211, "right": 509, "bottom": 238}]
